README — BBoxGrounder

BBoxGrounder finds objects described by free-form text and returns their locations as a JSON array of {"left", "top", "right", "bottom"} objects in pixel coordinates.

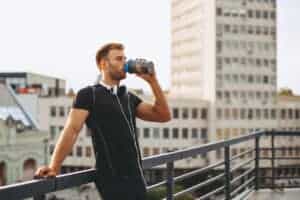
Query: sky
[{"left": 0, "top": 0, "right": 299, "bottom": 94}]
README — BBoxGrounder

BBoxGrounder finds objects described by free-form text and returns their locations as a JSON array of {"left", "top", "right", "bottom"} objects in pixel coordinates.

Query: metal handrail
[{"left": 1, "top": 131, "right": 300, "bottom": 200}]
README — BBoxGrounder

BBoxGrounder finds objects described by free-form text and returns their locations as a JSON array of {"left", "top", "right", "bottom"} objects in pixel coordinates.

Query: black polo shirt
[{"left": 72, "top": 84, "right": 144, "bottom": 180}]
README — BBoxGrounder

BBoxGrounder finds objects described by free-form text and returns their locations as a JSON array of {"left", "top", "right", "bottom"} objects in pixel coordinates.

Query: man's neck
[{"left": 100, "top": 78, "right": 120, "bottom": 87}]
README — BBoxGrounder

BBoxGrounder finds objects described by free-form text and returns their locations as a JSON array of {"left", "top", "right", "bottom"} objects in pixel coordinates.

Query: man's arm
[
  {"left": 35, "top": 108, "right": 89, "bottom": 177},
  {"left": 136, "top": 76, "right": 171, "bottom": 122}
]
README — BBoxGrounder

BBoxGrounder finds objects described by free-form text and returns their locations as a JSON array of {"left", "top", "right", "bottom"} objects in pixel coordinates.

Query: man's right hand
[{"left": 34, "top": 166, "right": 58, "bottom": 178}]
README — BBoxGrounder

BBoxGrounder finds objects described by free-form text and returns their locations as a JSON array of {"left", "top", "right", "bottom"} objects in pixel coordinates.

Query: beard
[{"left": 109, "top": 69, "right": 126, "bottom": 81}]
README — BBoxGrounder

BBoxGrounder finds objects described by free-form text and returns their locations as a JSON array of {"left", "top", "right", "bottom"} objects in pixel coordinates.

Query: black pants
[{"left": 95, "top": 175, "right": 147, "bottom": 200}]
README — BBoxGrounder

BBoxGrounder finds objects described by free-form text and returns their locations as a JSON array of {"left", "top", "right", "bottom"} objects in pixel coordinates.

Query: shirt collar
[{"left": 99, "top": 80, "right": 118, "bottom": 90}]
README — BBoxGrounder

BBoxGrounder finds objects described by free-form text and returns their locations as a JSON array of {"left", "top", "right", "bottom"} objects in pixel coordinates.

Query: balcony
[{"left": 0, "top": 131, "right": 300, "bottom": 199}]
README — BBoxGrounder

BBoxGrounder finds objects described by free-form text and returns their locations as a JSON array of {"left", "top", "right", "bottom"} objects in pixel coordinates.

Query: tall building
[
  {"left": 170, "top": 0, "right": 278, "bottom": 162},
  {"left": 170, "top": 0, "right": 277, "bottom": 101}
]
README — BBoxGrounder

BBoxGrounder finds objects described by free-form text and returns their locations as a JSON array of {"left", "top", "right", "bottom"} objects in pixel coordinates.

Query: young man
[{"left": 35, "top": 42, "right": 171, "bottom": 199}]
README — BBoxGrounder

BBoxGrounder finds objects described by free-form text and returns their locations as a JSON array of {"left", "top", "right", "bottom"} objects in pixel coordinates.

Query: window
[
  {"left": 248, "top": 109, "right": 253, "bottom": 120},
  {"left": 288, "top": 109, "right": 293, "bottom": 119},
  {"left": 264, "top": 26, "right": 269, "bottom": 35},
  {"left": 201, "top": 128, "right": 208, "bottom": 140},
  {"left": 153, "top": 148, "right": 160, "bottom": 155},
  {"left": 163, "top": 128, "right": 169, "bottom": 139},
  {"left": 263, "top": 11, "right": 269, "bottom": 19},
  {"left": 217, "top": 108, "right": 222, "bottom": 120},
  {"left": 192, "top": 128, "right": 198, "bottom": 139},
  {"left": 59, "top": 106, "right": 65, "bottom": 117},
  {"left": 50, "top": 106, "right": 56, "bottom": 117},
  {"left": 256, "top": 10, "right": 261, "bottom": 19},
  {"left": 256, "top": 109, "right": 261, "bottom": 120},
  {"left": 233, "top": 128, "right": 238, "bottom": 137},
  {"left": 263, "top": 76, "right": 269, "bottom": 84},
  {"left": 225, "top": 108, "right": 230, "bottom": 120},
  {"left": 76, "top": 146, "right": 82, "bottom": 157},
  {"left": 192, "top": 108, "right": 198, "bottom": 119},
  {"left": 173, "top": 108, "right": 179, "bottom": 119},
  {"left": 182, "top": 128, "right": 188, "bottom": 139},
  {"left": 153, "top": 128, "right": 160, "bottom": 139},
  {"left": 217, "top": 91, "right": 222, "bottom": 100},
  {"left": 143, "top": 147, "right": 150, "bottom": 157},
  {"left": 182, "top": 108, "right": 188, "bottom": 119},
  {"left": 281, "top": 109, "right": 286, "bottom": 119},
  {"left": 270, "top": 11, "right": 276, "bottom": 19},
  {"left": 248, "top": 10, "right": 253, "bottom": 18},
  {"left": 50, "top": 126, "right": 56, "bottom": 139},
  {"left": 248, "top": 75, "right": 254, "bottom": 83},
  {"left": 172, "top": 128, "right": 179, "bottom": 139},
  {"left": 201, "top": 109, "right": 207, "bottom": 119},
  {"left": 296, "top": 109, "right": 300, "bottom": 119},
  {"left": 264, "top": 109, "right": 269, "bottom": 119},
  {"left": 241, "top": 109, "right": 246, "bottom": 119},
  {"left": 271, "top": 109, "right": 276, "bottom": 119},
  {"left": 217, "top": 7, "right": 222, "bottom": 16},
  {"left": 144, "top": 128, "right": 150, "bottom": 138},
  {"left": 256, "top": 26, "right": 261, "bottom": 35},
  {"left": 217, "top": 129, "right": 222, "bottom": 140},
  {"left": 224, "top": 128, "right": 230, "bottom": 139},
  {"left": 49, "top": 145, "right": 55, "bottom": 155},
  {"left": 224, "top": 24, "right": 231, "bottom": 32},
  {"left": 86, "top": 146, "right": 92, "bottom": 157},
  {"left": 217, "top": 40, "right": 222, "bottom": 53},
  {"left": 233, "top": 108, "right": 238, "bottom": 120}
]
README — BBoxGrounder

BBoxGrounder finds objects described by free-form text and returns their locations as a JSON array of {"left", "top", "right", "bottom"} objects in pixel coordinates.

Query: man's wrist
[{"left": 49, "top": 163, "right": 60, "bottom": 173}]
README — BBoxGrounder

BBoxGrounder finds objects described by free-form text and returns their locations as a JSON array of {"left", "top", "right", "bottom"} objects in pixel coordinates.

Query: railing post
[
  {"left": 166, "top": 162, "right": 174, "bottom": 200},
  {"left": 224, "top": 145, "right": 231, "bottom": 200},
  {"left": 255, "top": 136, "right": 260, "bottom": 190},
  {"left": 271, "top": 133, "right": 275, "bottom": 189}
]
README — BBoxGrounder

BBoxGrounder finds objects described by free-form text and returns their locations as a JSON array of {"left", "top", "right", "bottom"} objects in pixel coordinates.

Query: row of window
[
  {"left": 49, "top": 125, "right": 64, "bottom": 139},
  {"left": 50, "top": 106, "right": 71, "bottom": 117},
  {"left": 216, "top": 74, "right": 276, "bottom": 86},
  {"left": 217, "top": 57, "right": 276, "bottom": 69},
  {"left": 172, "top": 108, "right": 208, "bottom": 119},
  {"left": 217, "top": 8, "right": 276, "bottom": 20},
  {"left": 216, "top": 146, "right": 300, "bottom": 160},
  {"left": 217, "top": 40, "right": 276, "bottom": 54},
  {"left": 138, "top": 127, "right": 208, "bottom": 140},
  {"left": 49, "top": 145, "right": 92, "bottom": 158},
  {"left": 143, "top": 146, "right": 207, "bottom": 159},
  {"left": 217, "top": 24, "right": 276, "bottom": 37},
  {"left": 216, "top": 108, "right": 300, "bottom": 121},
  {"left": 216, "top": 90, "right": 276, "bottom": 102},
  {"left": 216, "top": 147, "right": 253, "bottom": 160}
]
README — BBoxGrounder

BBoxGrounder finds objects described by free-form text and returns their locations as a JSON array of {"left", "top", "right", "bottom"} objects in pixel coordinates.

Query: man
[{"left": 35, "top": 42, "right": 171, "bottom": 200}]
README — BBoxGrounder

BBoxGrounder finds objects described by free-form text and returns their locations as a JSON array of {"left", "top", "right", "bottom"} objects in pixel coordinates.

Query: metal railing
[{"left": 1, "top": 131, "right": 300, "bottom": 200}]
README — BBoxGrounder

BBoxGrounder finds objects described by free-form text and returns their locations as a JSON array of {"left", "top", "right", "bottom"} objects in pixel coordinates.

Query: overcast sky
[{"left": 0, "top": 0, "right": 299, "bottom": 94}]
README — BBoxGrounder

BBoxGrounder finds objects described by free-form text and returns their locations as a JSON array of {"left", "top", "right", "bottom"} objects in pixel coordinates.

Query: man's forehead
[{"left": 108, "top": 49, "right": 125, "bottom": 57}]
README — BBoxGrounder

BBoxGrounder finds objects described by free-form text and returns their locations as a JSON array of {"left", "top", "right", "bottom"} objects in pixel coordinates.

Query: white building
[{"left": 168, "top": 0, "right": 279, "bottom": 165}]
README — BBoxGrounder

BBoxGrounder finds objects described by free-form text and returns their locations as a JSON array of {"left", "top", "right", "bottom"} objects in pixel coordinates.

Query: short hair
[{"left": 95, "top": 42, "right": 124, "bottom": 65}]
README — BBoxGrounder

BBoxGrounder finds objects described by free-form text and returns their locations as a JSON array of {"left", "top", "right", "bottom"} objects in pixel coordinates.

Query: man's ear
[{"left": 99, "top": 59, "right": 106, "bottom": 71}]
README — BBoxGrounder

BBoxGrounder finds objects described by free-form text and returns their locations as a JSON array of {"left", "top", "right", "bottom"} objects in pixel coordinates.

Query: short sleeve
[
  {"left": 129, "top": 91, "right": 143, "bottom": 109},
  {"left": 72, "top": 87, "right": 93, "bottom": 112}
]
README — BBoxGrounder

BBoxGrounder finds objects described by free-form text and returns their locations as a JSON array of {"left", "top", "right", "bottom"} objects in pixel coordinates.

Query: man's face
[{"left": 103, "top": 49, "right": 127, "bottom": 81}]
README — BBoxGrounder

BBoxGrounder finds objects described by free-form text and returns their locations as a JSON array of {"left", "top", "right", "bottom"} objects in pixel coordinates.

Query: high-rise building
[{"left": 170, "top": 0, "right": 278, "bottom": 163}]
